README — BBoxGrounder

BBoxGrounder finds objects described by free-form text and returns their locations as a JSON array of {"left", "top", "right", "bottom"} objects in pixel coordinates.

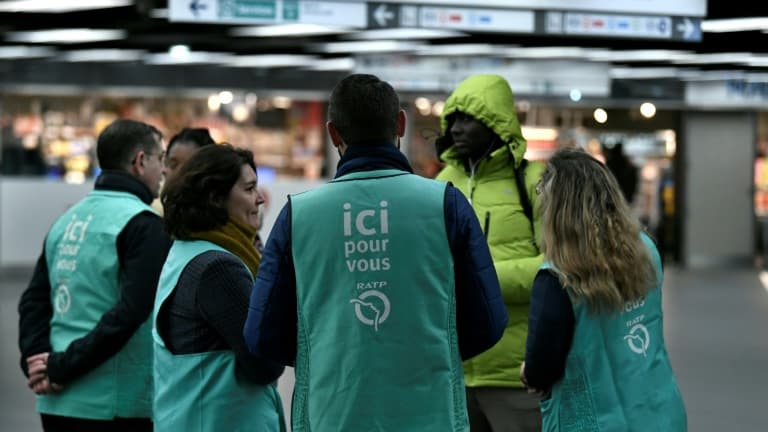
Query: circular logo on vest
[
  {"left": 623, "top": 323, "right": 650, "bottom": 356},
  {"left": 349, "top": 290, "right": 390, "bottom": 332},
  {"left": 55, "top": 284, "right": 71, "bottom": 314}
]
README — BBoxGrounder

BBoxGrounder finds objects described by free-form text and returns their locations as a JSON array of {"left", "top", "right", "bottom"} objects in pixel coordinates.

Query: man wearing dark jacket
[
  {"left": 18, "top": 119, "right": 171, "bottom": 432},
  {"left": 244, "top": 74, "right": 507, "bottom": 432}
]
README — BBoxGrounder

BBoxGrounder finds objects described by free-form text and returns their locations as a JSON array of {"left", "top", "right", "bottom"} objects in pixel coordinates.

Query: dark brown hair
[
  {"left": 97, "top": 119, "right": 162, "bottom": 170},
  {"left": 161, "top": 144, "right": 256, "bottom": 239},
  {"left": 328, "top": 74, "right": 400, "bottom": 146}
]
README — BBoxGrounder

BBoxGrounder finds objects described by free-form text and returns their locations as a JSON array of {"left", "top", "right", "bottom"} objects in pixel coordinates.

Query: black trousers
[{"left": 41, "top": 414, "right": 152, "bottom": 432}]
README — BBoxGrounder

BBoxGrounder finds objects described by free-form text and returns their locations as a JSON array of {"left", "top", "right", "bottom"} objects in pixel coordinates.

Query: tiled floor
[{"left": 2, "top": 266, "right": 766, "bottom": 431}]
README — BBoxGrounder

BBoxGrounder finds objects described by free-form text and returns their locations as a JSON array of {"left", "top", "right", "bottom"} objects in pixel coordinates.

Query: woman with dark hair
[
  {"left": 162, "top": 127, "right": 216, "bottom": 182},
  {"left": 521, "top": 148, "right": 686, "bottom": 431},
  {"left": 153, "top": 144, "right": 285, "bottom": 431}
]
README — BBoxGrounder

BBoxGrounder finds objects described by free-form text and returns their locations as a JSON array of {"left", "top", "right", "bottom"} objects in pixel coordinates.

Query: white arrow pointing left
[{"left": 374, "top": 4, "right": 395, "bottom": 27}]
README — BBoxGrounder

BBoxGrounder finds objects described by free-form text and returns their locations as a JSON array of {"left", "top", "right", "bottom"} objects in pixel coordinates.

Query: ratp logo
[
  {"left": 623, "top": 323, "right": 650, "bottom": 356},
  {"left": 349, "top": 290, "right": 390, "bottom": 332},
  {"left": 55, "top": 284, "right": 71, "bottom": 314}
]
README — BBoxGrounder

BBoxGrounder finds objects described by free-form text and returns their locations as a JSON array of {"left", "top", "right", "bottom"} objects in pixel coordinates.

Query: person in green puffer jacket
[{"left": 436, "top": 74, "right": 544, "bottom": 432}]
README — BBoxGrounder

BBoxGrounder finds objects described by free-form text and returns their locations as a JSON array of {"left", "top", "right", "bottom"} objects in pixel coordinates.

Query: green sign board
[
  {"left": 219, "top": 0, "right": 276, "bottom": 19},
  {"left": 283, "top": 0, "right": 299, "bottom": 20}
]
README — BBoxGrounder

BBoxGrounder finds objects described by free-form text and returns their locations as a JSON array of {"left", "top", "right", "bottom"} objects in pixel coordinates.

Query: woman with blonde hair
[{"left": 521, "top": 148, "right": 686, "bottom": 431}]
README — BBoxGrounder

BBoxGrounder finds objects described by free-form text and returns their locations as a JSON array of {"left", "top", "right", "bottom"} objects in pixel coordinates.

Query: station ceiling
[{"left": 0, "top": 0, "right": 765, "bottom": 97}]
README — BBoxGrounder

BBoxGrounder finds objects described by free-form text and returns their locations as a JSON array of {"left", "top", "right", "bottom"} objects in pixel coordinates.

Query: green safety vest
[
  {"left": 40, "top": 190, "right": 155, "bottom": 419},
  {"left": 152, "top": 240, "right": 284, "bottom": 432},
  {"left": 540, "top": 234, "right": 687, "bottom": 431},
  {"left": 290, "top": 169, "right": 467, "bottom": 432}
]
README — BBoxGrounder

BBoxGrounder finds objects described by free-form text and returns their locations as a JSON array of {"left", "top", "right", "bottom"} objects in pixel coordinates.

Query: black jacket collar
[
  {"left": 94, "top": 170, "right": 154, "bottom": 205},
  {"left": 335, "top": 142, "right": 413, "bottom": 178}
]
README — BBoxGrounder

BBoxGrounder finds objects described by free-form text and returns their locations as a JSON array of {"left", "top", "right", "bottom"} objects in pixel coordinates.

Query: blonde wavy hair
[{"left": 538, "top": 148, "right": 655, "bottom": 314}]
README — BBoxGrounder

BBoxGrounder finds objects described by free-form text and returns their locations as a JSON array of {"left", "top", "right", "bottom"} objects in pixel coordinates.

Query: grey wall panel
[{"left": 683, "top": 112, "right": 755, "bottom": 267}]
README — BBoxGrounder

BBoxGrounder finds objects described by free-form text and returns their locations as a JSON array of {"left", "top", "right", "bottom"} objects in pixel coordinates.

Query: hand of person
[
  {"left": 519, "top": 361, "right": 546, "bottom": 397},
  {"left": 519, "top": 361, "right": 527, "bottom": 387},
  {"left": 26, "top": 352, "right": 63, "bottom": 395}
]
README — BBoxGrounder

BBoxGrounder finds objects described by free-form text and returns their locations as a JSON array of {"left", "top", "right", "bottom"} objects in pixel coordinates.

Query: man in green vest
[
  {"left": 18, "top": 119, "right": 172, "bottom": 431},
  {"left": 244, "top": 74, "right": 509, "bottom": 432},
  {"left": 436, "top": 74, "right": 545, "bottom": 432}
]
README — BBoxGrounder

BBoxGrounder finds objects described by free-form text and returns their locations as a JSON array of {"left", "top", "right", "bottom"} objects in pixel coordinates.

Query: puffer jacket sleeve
[
  {"left": 494, "top": 161, "right": 545, "bottom": 304},
  {"left": 446, "top": 185, "right": 508, "bottom": 360}
]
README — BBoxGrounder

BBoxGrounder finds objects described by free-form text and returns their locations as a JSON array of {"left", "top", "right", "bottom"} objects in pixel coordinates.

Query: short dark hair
[
  {"left": 328, "top": 74, "right": 400, "bottom": 146},
  {"left": 96, "top": 119, "right": 162, "bottom": 170},
  {"left": 162, "top": 144, "right": 256, "bottom": 239},
  {"left": 167, "top": 127, "right": 215, "bottom": 154}
]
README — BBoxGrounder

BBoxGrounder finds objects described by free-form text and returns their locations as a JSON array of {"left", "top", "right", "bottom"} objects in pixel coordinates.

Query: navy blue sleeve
[
  {"left": 445, "top": 185, "right": 508, "bottom": 360},
  {"left": 524, "top": 269, "right": 575, "bottom": 391},
  {"left": 18, "top": 246, "right": 53, "bottom": 377},
  {"left": 244, "top": 201, "right": 298, "bottom": 367}
]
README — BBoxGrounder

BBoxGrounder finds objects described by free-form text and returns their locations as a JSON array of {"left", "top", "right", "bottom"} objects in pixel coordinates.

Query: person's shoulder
[
  {"left": 435, "top": 163, "right": 463, "bottom": 181},
  {"left": 192, "top": 250, "right": 247, "bottom": 277}
]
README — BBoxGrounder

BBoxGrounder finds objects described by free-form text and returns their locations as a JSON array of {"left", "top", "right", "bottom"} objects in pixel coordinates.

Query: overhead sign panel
[
  {"left": 170, "top": 1, "right": 701, "bottom": 42},
  {"left": 361, "top": 0, "right": 707, "bottom": 18},
  {"left": 417, "top": 6, "right": 534, "bottom": 33},
  {"left": 169, "top": 0, "right": 366, "bottom": 26},
  {"left": 540, "top": 11, "right": 701, "bottom": 42}
]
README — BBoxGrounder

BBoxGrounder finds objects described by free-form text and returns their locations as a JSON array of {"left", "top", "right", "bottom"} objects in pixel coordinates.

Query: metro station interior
[{"left": 1, "top": 1, "right": 767, "bottom": 431}]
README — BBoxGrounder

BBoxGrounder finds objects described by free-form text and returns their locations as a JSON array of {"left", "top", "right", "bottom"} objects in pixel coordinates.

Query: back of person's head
[
  {"left": 96, "top": 119, "right": 162, "bottom": 170},
  {"left": 167, "top": 127, "right": 215, "bottom": 154},
  {"left": 162, "top": 144, "right": 256, "bottom": 239},
  {"left": 538, "top": 148, "right": 654, "bottom": 314},
  {"left": 328, "top": 74, "right": 400, "bottom": 146}
]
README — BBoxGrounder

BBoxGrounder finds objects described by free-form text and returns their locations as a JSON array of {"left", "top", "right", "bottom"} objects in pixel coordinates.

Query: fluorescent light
[
  {"left": 0, "top": 45, "right": 55, "bottom": 59},
  {"left": 0, "top": 0, "right": 130, "bottom": 12},
  {"left": 229, "top": 55, "right": 317, "bottom": 68},
  {"left": 506, "top": 47, "right": 587, "bottom": 59},
  {"left": 169, "top": 45, "right": 190, "bottom": 59},
  {"left": 345, "top": 28, "right": 467, "bottom": 40},
  {"left": 702, "top": 17, "right": 768, "bottom": 33},
  {"left": 586, "top": 49, "right": 695, "bottom": 62},
  {"left": 671, "top": 53, "right": 754, "bottom": 65},
  {"left": 6, "top": 29, "right": 126, "bottom": 44},
  {"left": 304, "top": 57, "right": 355, "bottom": 71},
  {"left": 740, "top": 56, "right": 768, "bottom": 67},
  {"left": 144, "top": 51, "right": 232, "bottom": 65},
  {"left": 61, "top": 49, "right": 144, "bottom": 62},
  {"left": 232, "top": 24, "right": 351, "bottom": 37},
  {"left": 610, "top": 67, "right": 684, "bottom": 79},
  {"left": 313, "top": 40, "right": 423, "bottom": 54},
  {"left": 416, "top": 44, "right": 498, "bottom": 56}
]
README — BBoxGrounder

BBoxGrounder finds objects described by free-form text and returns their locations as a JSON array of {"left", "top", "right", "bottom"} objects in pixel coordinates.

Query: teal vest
[
  {"left": 290, "top": 169, "right": 467, "bottom": 432},
  {"left": 540, "top": 234, "right": 687, "bottom": 431},
  {"left": 152, "top": 240, "right": 285, "bottom": 432},
  {"left": 40, "top": 190, "right": 155, "bottom": 419}
]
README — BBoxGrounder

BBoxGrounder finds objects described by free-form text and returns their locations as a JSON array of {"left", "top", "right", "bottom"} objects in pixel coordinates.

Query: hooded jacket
[{"left": 436, "top": 74, "right": 544, "bottom": 388}]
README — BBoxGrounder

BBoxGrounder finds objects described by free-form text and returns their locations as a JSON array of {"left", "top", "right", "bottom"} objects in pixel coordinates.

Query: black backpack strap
[{"left": 514, "top": 158, "right": 534, "bottom": 231}]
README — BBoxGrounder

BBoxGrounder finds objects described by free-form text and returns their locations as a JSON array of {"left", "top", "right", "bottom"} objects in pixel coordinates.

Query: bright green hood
[{"left": 440, "top": 74, "right": 527, "bottom": 168}]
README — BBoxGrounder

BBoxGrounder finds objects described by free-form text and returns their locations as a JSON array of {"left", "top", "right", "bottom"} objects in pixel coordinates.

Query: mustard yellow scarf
[{"left": 190, "top": 218, "right": 262, "bottom": 277}]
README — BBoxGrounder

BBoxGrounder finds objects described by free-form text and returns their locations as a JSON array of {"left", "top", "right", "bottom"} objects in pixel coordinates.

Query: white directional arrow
[
  {"left": 676, "top": 18, "right": 695, "bottom": 40},
  {"left": 374, "top": 4, "right": 395, "bottom": 27}
]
